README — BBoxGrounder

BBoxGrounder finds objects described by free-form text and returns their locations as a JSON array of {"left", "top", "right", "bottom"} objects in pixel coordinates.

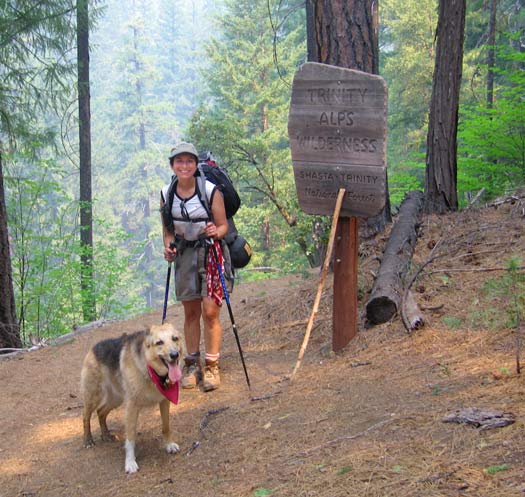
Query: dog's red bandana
[
  {"left": 206, "top": 241, "right": 224, "bottom": 306},
  {"left": 147, "top": 365, "right": 180, "bottom": 404}
]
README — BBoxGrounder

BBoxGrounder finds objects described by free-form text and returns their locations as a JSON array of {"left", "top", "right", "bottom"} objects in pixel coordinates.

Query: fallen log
[{"left": 366, "top": 190, "right": 425, "bottom": 325}]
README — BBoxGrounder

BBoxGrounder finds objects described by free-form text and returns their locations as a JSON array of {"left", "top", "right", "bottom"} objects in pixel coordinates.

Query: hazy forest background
[{"left": 1, "top": 0, "right": 524, "bottom": 347}]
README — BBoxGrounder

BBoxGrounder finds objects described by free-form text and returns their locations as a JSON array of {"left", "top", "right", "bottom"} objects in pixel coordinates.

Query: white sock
[{"left": 205, "top": 352, "right": 220, "bottom": 363}]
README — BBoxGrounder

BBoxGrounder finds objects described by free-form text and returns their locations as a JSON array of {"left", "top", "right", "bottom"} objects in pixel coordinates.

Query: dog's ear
[
  {"left": 177, "top": 331, "right": 187, "bottom": 358},
  {"left": 142, "top": 328, "right": 152, "bottom": 348}
]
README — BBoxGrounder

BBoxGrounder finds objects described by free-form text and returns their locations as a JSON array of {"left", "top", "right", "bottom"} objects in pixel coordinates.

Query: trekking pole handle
[{"left": 162, "top": 263, "right": 172, "bottom": 324}]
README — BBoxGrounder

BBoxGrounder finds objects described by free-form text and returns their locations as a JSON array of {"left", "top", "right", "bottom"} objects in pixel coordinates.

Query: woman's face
[{"left": 171, "top": 153, "right": 197, "bottom": 179}]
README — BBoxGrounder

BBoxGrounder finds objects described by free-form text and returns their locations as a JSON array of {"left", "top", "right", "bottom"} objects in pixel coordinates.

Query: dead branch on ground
[
  {"left": 199, "top": 406, "right": 230, "bottom": 433},
  {"left": 250, "top": 391, "right": 282, "bottom": 402}
]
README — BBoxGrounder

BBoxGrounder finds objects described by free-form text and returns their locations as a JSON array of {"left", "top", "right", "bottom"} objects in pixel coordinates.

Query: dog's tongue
[{"left": 168, "top": 363, "right": 182, "bottom": 383}]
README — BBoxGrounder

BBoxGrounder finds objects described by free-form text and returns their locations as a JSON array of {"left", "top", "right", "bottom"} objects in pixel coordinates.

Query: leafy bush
[{"left": 458, "top": 44, "right": 525, "bottom": 205}]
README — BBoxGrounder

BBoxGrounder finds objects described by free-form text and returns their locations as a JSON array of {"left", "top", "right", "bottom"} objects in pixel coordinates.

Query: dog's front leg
[
  {"left": 124, "top": 403, "right": 140, "bottom": 473},
  {"left": 160, "top": 399, "right": 179, "bottom": 454},
  {"left": 82, "top": 405, "right": 95, "bottom": 448}
]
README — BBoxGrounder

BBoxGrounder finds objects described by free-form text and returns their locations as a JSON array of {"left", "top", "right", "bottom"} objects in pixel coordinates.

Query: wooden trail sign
[
  {"left": 288, "top": 62, "right": 387, "bottom": 218},
  {"left": 288, "top": 62, "right": 388, "bottom": 353}
]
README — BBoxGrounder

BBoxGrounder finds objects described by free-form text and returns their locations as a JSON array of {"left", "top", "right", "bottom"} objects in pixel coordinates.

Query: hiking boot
[
  {"left": 181, "top": 357, "right": 202, "bottom": 389},
  {"left": 202, "top": 360, "right": 220, "bottom": 392}
]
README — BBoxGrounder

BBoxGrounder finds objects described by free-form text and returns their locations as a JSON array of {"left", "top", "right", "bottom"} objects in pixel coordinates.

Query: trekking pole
[
  {"left": 209, "top": 241, "right": 251, "bottom": 390},
  {"left": 162, "top": 242, "right": 177, "bottom": 324},
  {"left": 162, "top": 262, "right": 172, "bottom": 324}
]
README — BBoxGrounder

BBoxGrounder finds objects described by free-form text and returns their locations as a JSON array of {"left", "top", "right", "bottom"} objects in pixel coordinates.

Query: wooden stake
[{"left": 291, "top": 188, "right": 346, "bottom": 381}]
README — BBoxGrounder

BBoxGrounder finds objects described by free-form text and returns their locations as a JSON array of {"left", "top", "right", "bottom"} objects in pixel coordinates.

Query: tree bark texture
[
  {"left": 424, "top": 0, "right": 466, "bottom": 214},
  {"left": 306, "top": 0, "right": 378, "bottom": 73},
  {"left": 366, "top": 190, "right": 425, "bottom": 325},
  {"left": 0, "top": 153, "right": 22, "bottom": 349},
  {"left": 77, "top": 0, "right": 95, "bottom": 321}
]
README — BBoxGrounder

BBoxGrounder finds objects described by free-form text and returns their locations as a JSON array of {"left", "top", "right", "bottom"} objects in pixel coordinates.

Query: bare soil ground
[{"left": 1, "top": 199, "right": 525, "bottom": 497}]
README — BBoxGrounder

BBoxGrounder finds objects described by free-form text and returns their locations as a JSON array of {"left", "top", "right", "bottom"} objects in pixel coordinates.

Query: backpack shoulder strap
[
  {"left": 167, "top": 175, "right": 178, "bottom": 210},
  {"left": 160, "top": 175, "right": 178, "bottom": 231},
  {"left": 196, "top": 164, "right": 213, "bottom": 220}
]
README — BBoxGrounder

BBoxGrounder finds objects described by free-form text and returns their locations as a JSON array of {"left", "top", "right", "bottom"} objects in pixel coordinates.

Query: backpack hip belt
[{"left": 173, "top": 235, "right": 207, "bottom": 255}]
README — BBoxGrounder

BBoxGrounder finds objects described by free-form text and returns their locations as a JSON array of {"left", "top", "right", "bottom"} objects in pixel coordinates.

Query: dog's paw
[
  {"left": 165, "top": 442, "right": 180, "bottom": 454},
  {"left": 83, "top": 438, "right": 95, "bottom": 448},
  {"left": 125, "top": 459, "right": 139, "bottom": 474},
  {"left": 101, "top": 431, "right": 117, "bottom": 442}
]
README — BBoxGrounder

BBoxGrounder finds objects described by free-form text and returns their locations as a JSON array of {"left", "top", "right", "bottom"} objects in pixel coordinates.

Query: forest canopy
[{"left": 1, "top": 0, "right": 524, "bottom": 346}]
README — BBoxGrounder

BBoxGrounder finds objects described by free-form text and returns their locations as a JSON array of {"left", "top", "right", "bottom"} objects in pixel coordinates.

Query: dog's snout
[{"left": 170, "top": 350, "right": 179, "bottom": 361}]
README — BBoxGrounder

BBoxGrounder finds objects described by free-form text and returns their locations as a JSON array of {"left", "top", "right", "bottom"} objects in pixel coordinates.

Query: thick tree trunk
[
  {"left": 77, "top": 0, "right": 95, "bottom": 320},
  {"left": 366, "top": 191, "right": 424, "bottom": 325},
  {"left": 424, "top": 0, "right": 466, "bottom": 214},
  {"left": 0, "top": 153, "right": 22, "bottom": 350},
  {"left": 306, "top": 0, "right": 378, "bottom": 72}
]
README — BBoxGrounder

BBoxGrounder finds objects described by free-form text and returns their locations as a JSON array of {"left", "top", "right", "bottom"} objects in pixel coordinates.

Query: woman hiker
[{"left": 160, "top": 142, "right": 233, "bottom": 392}]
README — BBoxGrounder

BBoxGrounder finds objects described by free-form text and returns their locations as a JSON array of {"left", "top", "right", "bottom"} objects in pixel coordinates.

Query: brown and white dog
[{"left": 80, "top": 323, "right": 185, "bottom": 473}]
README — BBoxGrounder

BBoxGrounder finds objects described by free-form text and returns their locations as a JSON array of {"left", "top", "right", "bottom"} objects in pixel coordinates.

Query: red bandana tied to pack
[
  {"left": 147, "top": 365, "right": 180, "bottom": 404},
  {"left": 206, "top": 240, "right": 224, "bottom": 306}
]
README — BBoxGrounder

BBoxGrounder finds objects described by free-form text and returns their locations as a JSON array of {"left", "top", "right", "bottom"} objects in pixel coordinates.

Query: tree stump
[{"left": 365, "top": 190, "right": 425, "bottom": 325}]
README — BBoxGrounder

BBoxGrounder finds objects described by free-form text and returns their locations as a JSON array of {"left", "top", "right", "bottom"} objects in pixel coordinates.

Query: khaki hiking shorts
[{"left": 174, "top": 242, "right": 233, "bottom": 302}]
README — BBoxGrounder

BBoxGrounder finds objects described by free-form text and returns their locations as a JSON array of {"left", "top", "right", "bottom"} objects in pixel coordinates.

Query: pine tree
[
  {"left": 0, "top": 153, "right": 21, "bottom": 350},
  {"left": 0, "top": 0, "right": 77, "bottom": 347},
  {"left": 380, "top": 0, "right": 438, "bottom": 201},
  {"left": 77, "top": 0, "right": 96, "bottom": 320},
  {"left": 189, "top": 0, "right": 318, "bottom": 269},
  {"left": 88, "top": 0, "right": 219, "bottom": 307}
]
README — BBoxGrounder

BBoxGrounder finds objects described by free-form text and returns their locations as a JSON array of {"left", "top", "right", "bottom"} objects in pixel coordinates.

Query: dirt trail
[{"left": 1, "top": 203, "right": 525, "bottom": 497}]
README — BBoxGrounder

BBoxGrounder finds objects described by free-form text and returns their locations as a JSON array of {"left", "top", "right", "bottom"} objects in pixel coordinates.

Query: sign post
[{"left": 288, "top": 62, "right": 387, "bottom": 350}]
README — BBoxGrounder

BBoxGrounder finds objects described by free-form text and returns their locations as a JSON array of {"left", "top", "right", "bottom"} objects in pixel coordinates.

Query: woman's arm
[
  {"left": 205, "top": 190, "right": 229, "bottom": 240},
  {"left": 161, "top": 198, "right": 176, "bottom": 261}
]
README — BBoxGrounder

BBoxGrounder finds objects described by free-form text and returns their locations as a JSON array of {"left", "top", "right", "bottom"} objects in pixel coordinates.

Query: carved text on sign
[
  {"left": 297, "top": 170, "right": 380, "bottom": 184},
  {"left": 307, "top": 87, "right": 368, "bottom": 104},
  {"left": 319, "top": 111, "right": 354, "bottom": 126},
  {"left": 296, "top": 136, "right": 378, "bottom": 154}
]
